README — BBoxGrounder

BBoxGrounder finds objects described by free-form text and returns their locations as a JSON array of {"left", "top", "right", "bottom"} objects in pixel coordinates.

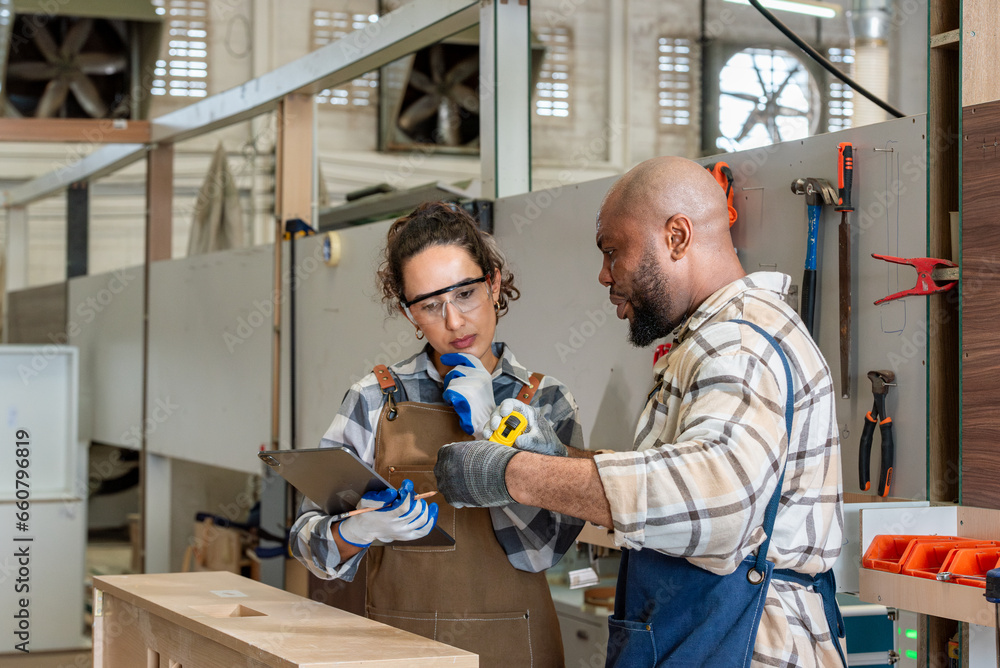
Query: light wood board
[{"left": 93, "top": 571, "right": 477, "bottom": 667}]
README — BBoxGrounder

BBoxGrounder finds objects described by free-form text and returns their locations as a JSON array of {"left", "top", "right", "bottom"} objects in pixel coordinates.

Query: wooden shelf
[
  {"left": 859, "top": 569, "right": 995, "bottom": 627},
  {"left": 931, "top": 29, "right": 960, "bottom": 49}
]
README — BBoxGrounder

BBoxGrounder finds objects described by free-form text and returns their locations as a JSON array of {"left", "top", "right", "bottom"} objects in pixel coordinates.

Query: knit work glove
[
  {"left": 337, "top": 479, "right": 439, "bottom": 547},
  {"left": 441, "top": 352, "right": 497, "bottom": 437},
  {"left": 434, "top": 440, "right": 517, "bottom": 508},
  {"left": 486, "top": 398, "right": 568, "bottom": 457}
]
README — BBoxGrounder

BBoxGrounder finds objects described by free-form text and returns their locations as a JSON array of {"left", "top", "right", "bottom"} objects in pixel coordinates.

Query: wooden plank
[
  {"left": 930, "top": 30, "right": 960, "bottom": 49},
  {"left": 93, "top": 572, "right": 478, "bottom": 667},
  {"left": 961, "top": 100, "right": 1000, "bottom": 509},
  {"left": 275, "top": 94, "right": 314, "bottom": 225},
  {"left": 956, "top": 506, "right": 1000, "bottom": 540},
  {"left": 859, "top": 569, "right": 996, "bottom": 628},
  {"left": 0, "top": 119, "right": 151, "bottom": 144},
  {"left": 962, "top": 0, "right": 1000, "bottom": 107},
  {"left": 576, "top": 522, "right": 617, "bottom": 549},
  {"left": 145, "top": 144, "right": 174, "bottom": 264}
]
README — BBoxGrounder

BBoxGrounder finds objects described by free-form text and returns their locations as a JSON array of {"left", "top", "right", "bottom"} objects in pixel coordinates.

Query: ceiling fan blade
[
  {"left": 35, "top": 77, "right": 70, "bottom": 118},
  {"left": 777, "top": 105, "right": 809, "bottom": 117},
  {"left": 444, "top": 56, "right": 478, "bottom": 88},
  {"left": 33, "top": 24, "right": 62, "bottom": 64},
  {"left": 446, "top": 84, "right": 478, "bottom": 114},
  {"left": 429, "top": 44, "right": 446, "bottom": 84},
  {"left": 6, "top": 61, "right": 60, "bottom": 81},
  {"left": 397, "top": 94, "right": 439, "bottom": 133},
  {"left": 61, "top": 18, "right": 94, "bottom": 59},
  {"left": 407, "top": 69, "right": 435, "bottom": 95},
  {"left": 69, "top": 72, "right": 109, "bottom": 118},
  {"left": 77, "top": 53, "right": 128, "bottom": 75}
]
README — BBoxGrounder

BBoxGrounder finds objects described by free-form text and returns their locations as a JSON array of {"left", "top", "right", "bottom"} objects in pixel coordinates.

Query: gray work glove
[
  {"left": 434, "top": 440, "right": 518, "bottom": 508},
  {"left": 486, "top": 399, "right": 568, "bottom": 457}
]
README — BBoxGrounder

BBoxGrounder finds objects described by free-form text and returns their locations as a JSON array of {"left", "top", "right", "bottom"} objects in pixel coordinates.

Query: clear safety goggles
[{"left": 401, "top": 275, "right": 492, "bottom": 326}]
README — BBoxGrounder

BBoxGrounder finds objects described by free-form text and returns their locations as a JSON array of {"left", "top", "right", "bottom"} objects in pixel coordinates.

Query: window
[
  {"left": 717, "top": 47, "right": 819, "bottom": 152},
  {"left": 311, "top": 9, "right": 379, "bottom": 108},
  {"left": 658, "top": 37, "right": 696, "bottom": 128},
  {"left": 534, "top": 25, "right": 572, "bottom": 118},
  {"left": 151, "top": 0, "right": 209, "bottom": 98},
  {"left": 827, "top": 47, "right": 854, "bottom": 133}
]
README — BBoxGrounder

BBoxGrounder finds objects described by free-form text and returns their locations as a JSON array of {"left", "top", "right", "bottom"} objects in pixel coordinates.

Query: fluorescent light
[{"left": 724, "top": 0, "right": 841, "bottom": 19}]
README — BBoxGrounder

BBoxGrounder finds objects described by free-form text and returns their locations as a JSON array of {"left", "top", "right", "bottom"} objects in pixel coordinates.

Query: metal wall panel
[
  {"left": 494, "top": 116, "right": 929, "bottom": 501},
  {"left": 67, "top": 267, "right": 144, "bottom": 448},
  {"left": 147, "top": 248, "right": 273, "bottom": 475}
]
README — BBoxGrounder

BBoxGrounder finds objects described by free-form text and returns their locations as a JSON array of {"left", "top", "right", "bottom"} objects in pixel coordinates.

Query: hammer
[{"left": 791, "top": 177, "right": 837, "bottom": 337}]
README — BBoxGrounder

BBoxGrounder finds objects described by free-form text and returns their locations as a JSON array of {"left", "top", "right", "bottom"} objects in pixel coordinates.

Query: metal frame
[
  {"left": 0, "top": 0, "right": 480, "bottom": 209},
  {"left": 479, "top": 0, "right": 532, "bottom": 198}
]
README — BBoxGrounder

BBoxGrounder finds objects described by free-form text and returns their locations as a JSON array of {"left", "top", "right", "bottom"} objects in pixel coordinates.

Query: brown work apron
[{"left": 364, "top": 366, "right": 564, "bottom": 668}]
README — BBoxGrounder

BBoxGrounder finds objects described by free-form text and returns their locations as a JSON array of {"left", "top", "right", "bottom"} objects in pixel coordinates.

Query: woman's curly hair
[{"left": 377, "top": 201, "right": 519, "bottom": 318}]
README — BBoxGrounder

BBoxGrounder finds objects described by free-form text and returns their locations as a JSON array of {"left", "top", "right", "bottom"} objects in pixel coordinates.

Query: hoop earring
[
  {"left": 415, "top": 329, "right": 424, "bottom": 340},
  {"left": 494, "top": 302, "right": 500, "bottom": 315}
]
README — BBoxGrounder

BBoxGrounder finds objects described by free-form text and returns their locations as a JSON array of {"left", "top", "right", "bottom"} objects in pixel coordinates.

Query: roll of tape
[{"left": 323, "top": 231, "right": 341, "bottom": 267}]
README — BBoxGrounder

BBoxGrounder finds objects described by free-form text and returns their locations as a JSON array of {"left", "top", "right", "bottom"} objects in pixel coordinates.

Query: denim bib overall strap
[{"left": 605, "top": 320, "right": 845, "bottom": 668}]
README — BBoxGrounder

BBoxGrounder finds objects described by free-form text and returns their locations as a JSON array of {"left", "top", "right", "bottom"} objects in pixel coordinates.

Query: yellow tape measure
[{"left": 488, "top": 411, "right": 528, "bottom": 446}]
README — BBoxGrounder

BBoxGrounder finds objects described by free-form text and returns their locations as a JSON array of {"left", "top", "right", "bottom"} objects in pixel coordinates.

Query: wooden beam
[
  {"left": 962, "top": 0, "right": 1000, "bottom": 106},
  {"left": 145, "top": 144, "right": 174, "bottom": 264},
  {"left": 930, "top": 30, "right": 960, "bottom": 50},
  {"left": 275, "top": 94, "right": 314, "bottom": 225},
  {"left": 0, "top": 119, "right": 151, "bottom": 144}
]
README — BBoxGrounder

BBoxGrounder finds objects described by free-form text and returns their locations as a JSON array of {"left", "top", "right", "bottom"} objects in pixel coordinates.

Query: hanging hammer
[{"left": 791, "top": 177, "right": 837, "bottom": 337}]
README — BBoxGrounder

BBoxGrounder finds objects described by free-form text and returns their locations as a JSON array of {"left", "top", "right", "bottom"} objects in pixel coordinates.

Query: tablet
[{"left": 258, "top": 447, "right": 454, "bottom": 547}]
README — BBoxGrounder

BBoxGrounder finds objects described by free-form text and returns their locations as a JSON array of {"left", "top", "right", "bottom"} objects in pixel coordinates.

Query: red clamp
[{"left": 871, "top": 253, "right": 959, "bottom": 305}]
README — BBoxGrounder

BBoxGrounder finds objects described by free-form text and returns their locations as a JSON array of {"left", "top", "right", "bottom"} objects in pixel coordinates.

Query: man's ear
[{"left": 664, "top": 214, "right": 693, "bottom": 260}]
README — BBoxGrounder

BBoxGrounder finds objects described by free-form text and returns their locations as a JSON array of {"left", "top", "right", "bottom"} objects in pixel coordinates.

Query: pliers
[{"left": 859, "top": 370, "right": 896, "bottom": 497}]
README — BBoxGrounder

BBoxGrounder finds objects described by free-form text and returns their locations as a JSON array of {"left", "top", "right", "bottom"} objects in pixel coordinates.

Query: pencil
[{"left": 331, "top": 490, "right": 438, "bottom": 523}]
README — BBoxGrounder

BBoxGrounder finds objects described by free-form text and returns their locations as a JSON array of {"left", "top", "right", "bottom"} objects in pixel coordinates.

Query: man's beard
[{"left": 627, "top": 247, "right": 678, "bottom": 347}]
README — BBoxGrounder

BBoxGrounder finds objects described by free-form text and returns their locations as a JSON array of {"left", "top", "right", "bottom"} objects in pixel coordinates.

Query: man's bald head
[{"left": 599, "top": 156, "right": 731, "bottom": 247}]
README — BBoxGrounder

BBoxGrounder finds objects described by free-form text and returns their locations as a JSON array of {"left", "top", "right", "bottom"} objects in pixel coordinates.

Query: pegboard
[
  {"left": 495, "top": 115, "right": 929, "bottom": 501},
  {"left": 703, "top": 115, "right": 929, "bottom": 501}
]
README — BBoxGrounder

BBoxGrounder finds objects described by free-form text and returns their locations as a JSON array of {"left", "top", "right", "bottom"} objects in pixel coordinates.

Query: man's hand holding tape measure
[
  {"left": 486, "top": 399, "right": 567, "bottom": 457},
  {"left": 434, "top": 400, "right": 568, "bottom": 508}
]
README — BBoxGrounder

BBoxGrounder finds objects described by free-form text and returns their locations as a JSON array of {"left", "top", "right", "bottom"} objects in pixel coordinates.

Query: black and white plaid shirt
[
  {"left": 595, "top": 273, "right": 845, "bottom": 667},
  {"left": 290, "top": 342, "right": 585, "bottom": 581}
]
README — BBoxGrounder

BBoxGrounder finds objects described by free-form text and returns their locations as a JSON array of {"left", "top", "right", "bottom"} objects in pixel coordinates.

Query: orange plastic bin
[
  {"left": 939, "top": 547, "right": 1000, "bottom": 588},
  {"left": 899, "top": 540, "right": 997, "bottom": 579},
  {"left": 862, "top": 535, "right": 962, "bottom": 573}
]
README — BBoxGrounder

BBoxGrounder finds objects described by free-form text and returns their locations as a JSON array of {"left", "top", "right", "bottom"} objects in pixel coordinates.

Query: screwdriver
[{"left": 489, "top": 410, "right": 528, "bottom": 446}]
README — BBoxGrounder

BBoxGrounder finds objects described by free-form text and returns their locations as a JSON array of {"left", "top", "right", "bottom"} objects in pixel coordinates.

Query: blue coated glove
[
  {"left": 440, "top": 353, "right": 496, "bottom": 437},
  {"left": 485, "top": 399, "right": 568, "bottom": 457},
  {"left": 337, "top": 479, "right": 439, "bottom": 547}
]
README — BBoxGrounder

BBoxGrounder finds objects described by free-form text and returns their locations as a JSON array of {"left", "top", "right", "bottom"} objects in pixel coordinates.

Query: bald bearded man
[{"left": 435, "top": 157, "right": 846, "bottom": 668}]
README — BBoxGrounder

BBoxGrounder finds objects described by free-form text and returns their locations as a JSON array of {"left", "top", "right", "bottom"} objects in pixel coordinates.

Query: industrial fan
[{"left": 0, "top": 0, "right": 162, "bottom": 119}]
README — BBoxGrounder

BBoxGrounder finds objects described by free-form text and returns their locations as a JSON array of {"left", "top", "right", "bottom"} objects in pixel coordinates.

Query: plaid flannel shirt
[
  {"left": 595, "top": 272, "right": 845, "bottom": 667},
  {"left": 290, "top": 342, "right": 585, "bottom": 581}
]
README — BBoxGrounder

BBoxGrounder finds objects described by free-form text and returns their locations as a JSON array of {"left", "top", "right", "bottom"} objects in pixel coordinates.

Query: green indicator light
[
  {"left": 906, "top": 650, "right": 919, "bottom": 660},
  {"left": 898, "top": 628, "right": 903, "bottom": 635},
  {"left": 906, "top": 629, "right": 918, "bottom": 640}
]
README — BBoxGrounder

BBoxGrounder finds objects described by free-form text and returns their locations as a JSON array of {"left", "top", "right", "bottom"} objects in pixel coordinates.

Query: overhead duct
[{"left": 850, "top": 0, "right": 892, "bottom": 127}]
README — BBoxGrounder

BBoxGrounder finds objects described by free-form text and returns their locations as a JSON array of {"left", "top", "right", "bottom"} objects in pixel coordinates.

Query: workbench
[{"left": 92, "top": 571, "right": 477, "bottom": 667}]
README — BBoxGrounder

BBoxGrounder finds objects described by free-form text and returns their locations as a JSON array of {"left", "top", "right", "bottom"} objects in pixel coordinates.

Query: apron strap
[
  {"left": 728, "top": 320, "right": 793, "bottom": 576},
  {"left": 372, "top": 364, "right": 406, "bottom": 419},
  {"left": 516, "top": 372, "right": 545, "bottom": 404}
]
